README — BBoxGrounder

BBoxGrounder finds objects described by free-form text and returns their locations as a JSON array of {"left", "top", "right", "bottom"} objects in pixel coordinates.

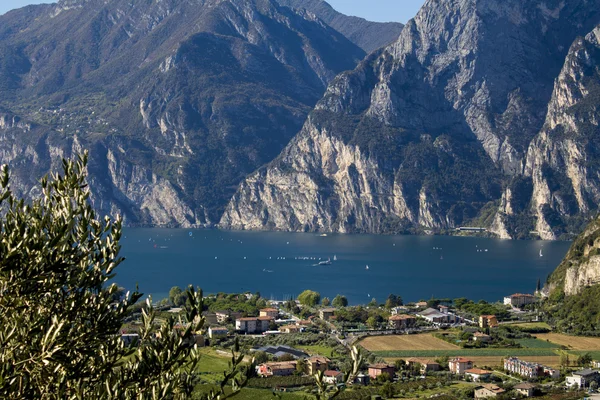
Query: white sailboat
[
  {"left": 333, "top": 255, "right": 337, "bottom": 261},
  {"left": 539, "top": 248, "right": 543, "bottom": 258},
  {"left": 365, "top": 265, "right": 369, "bottom": 270}
]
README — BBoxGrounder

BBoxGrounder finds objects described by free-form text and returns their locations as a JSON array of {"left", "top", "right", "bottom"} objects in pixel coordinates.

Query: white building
[
  {"left": 566, "top": 369, "right": 599, "bottom": 389},
  {"left": 503, "top": 293, "right": 536, "bottom": 308}
]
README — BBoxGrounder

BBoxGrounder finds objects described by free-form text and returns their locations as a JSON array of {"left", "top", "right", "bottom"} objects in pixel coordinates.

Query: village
[{"left": 121, "top": 290, "right": 600, "bottom": 399}]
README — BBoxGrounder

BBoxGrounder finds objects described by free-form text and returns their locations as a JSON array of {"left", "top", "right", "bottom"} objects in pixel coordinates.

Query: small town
[{"left": 117, "top": 289, "right": 600, "bottom": 399}]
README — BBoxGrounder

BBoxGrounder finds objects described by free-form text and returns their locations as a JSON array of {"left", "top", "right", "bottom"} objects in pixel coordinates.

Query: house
[
  {"left": 319, "top": 308, "right": 336, "bottom": 321},
  {"left": 120, "top": 333, "right": 139, "bottom": 346},
  {"left": 474, "top": 384, "right": 505, "bottom": 399},
  {"left": 279, "top": 324, "right": 302, "bottom": 334},
  {"left": 417, "top": 308, "right": 450, "bottom": 324},
  {"left": 391, "top": 306, "right": 409, "bottom": 315},
  {"left": 256, "top": 361, "right": 297, "bottom": 377},
  {"left": 323, "top": 370, "right": 344, "bottom": 384},
  {"left": 215, "top": 311, "right": 230, "bottom": 324},
  {"left": 307, "top": 356, "right": 330, "bottom": 374},
  {"left": 260, "top": 308, "right": 279, "bottom": 318},
  {"left": 368, "top": 364, "right": 395, "bottom": 379},
  {"left": 503, "top": 357, "right": 559, "bottom": 379},
  {"left": 449, "top": 357, "right": 473, "bottom": 374},
  {"left": 201, "top": 312, "right": 218, "bottom": 325},
  {"left": 388, "top": 314, "right": 417, "bottom": 330},
  {"left": 439, "top": 305, "right": 449, "bottom": 313},
  {"left": 253, "top": 345, "right": 308, "bottom": 360},
  {"left": 593, "top": 360, "right": 600, "bottom": 369},
  {"left": 473, "top": 332, "right": 491, "bottom": 343},
  {"left": 479, "top": 315, "right": 498, "bottom": 329},
  {"left": 208, "top": 326, "right": 228, "bottom": 339},
  {"left": 354, "top": 373, "right": 370, "bottom": 385},
  {"left": 235, "top": 316, "right": 273, "bottom": 334},
  {"left": 514, "top": 382, "right": 536, "bottom": 397},
  {"left": 415, "top": 301, "right": 428, "bottom": 308},
  {"left": 503, "top": 293, "right": 536, "bottom": 308},
  {"left": 566, "top": 369, "right": 600, "bottom": 389},
  {"left": 465, "top": 368, "right": 492, "bottom": 382},
  {"left": 405, "top": 358, "right": 440, "bottom": 373}
]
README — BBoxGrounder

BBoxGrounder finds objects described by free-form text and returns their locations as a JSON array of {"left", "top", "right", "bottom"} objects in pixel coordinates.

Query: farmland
[
  {"left": 359, "top": 334, "right": 459, "bottom": 352},
  {"left": 533, "top": 333, "right": 600, "bottom": 350}
]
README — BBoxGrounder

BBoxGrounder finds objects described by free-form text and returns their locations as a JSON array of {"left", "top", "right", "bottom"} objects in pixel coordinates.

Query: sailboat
[
  {"left": 365, "top": 265, "right": 370, "bottom": 270},
  {"left": 539, "top": 248, "right": 543, "bottom": 258},
  {"left": 333, "top": 255, "right": 337, "bottom": 261}
]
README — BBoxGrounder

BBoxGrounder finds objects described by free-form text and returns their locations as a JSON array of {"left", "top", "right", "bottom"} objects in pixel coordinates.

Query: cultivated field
[
  {"left": 534, "top": 333, "right": 600, "bottom": 350},
  {"left": 359, "top": 334, "right": 459, "bottom": 352}
]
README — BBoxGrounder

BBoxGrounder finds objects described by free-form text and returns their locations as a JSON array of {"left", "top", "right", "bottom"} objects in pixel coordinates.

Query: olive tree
[
  {"left": 298, "top": 290, "right": 321, "bottom": 307},
  {"left": 0, "top": 154, "right": 251, "bottom": 399}
]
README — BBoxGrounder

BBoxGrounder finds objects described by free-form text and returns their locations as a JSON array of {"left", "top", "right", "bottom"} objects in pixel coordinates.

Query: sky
[{"left": 0, "top": 0, "right": 426, "bottom": 23}]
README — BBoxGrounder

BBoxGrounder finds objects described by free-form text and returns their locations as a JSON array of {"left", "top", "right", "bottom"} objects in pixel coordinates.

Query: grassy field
[
  {"left": 296, "top": 344, "right": 336, "bottom": 357},
  {"left": 504, "top": 321, "right": 552, "bottom": 330},
  {"left": 360, "top": 334, "right": 459, "bottom": 352},
  {"left": 193, "top": 386, "right": 308, "bottom": 400},
  {"left": 517, "top": 338, "right": 560, "bottom": 349},
  {"left": 534, "top": 333, "right": 600, "bottom": 350}
]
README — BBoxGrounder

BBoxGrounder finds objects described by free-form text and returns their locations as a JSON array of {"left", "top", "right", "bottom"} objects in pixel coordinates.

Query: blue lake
[{"left": 116, "top": 229, "right": 571, "bottom": 305}]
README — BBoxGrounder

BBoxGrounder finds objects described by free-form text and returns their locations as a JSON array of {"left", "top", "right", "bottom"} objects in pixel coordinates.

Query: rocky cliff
[
  {"left": 0, "top": 0, "right": 366, "bottom": 226},
  {"left": 221, "top": 0, "right": 600, "bottom": 235},
  {"left": 494, "top": 24, "right": 600, "bottom": 240},
  {"left": 276, "top": 0, "right": 403, "bottom": 53}
]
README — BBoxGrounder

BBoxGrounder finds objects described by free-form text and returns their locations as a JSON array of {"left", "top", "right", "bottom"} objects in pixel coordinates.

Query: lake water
[{"left": 116, "top": 229, "right": 572, "bottom": 305}]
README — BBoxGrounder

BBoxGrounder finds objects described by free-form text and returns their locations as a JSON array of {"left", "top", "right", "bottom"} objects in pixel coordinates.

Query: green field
[
  {"left": 193, "top": 386, "right": 309, "bottom": 400},
  {"left": 372, "top": 349, "right": 559, "bottom": 358},
  {"left": 517, "top": 338, "right": 560, "bottom": 349},
  {"left": 296, "top": 344, "right": 336, "bottom": 357}
]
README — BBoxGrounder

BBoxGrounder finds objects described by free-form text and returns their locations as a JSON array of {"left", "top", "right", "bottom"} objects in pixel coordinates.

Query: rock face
[
  {"left": 546, "top": 215, "right": 600, "bottom": 296},
  {"left": 221, "top": 0, "right": 600, "bottom": 235},
  {"left": 276, "top": 0, "right": 404, "bottom": 53},
  {"left": 521, "top": 25, "right": 600, "bottom": 240},
  {"left": 0, "top": 0, "right": 366, "bottom": 226}
]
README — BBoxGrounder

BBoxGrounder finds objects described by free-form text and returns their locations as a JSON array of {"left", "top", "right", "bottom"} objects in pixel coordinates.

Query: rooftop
[
  {"left": 389, "top": 314, "right": 416, "bottom": 320},
  {"left": 324, "top": 370, "right": 343, "bottom": 377},
  {"left": 320, "top": 308, "right": 336, "bottom": 313},
  {"left": 514, "top": 382, "right": 536, "bottom": 390},
  {"left": 450, "top": 357, "right": 472, "bottom": 363},
  {"left": 574, "top": 369, "right": 599, "bottom": 377},
  {"left": 369, "top": 364, "right": 394, "bottom": 369},
  {"left": 260, "top": 308, "right": 278, "bottom": 312}
]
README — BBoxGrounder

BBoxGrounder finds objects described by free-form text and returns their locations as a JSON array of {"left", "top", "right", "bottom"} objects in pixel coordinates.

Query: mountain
[
  {"left": 0, "top": 0, "right": 365, "bottom": 226},
  {"left": 276, "top": 0, "right": 403, "bottom": 53},
  {"left": 544, "top": 211, "right": 600, "bottom": 334},
  {"left": 495, "top": 24, "right": 600, "bottom": 240},
  {"left": 220, "top": 0, "right": 600, "bottom": 235}
]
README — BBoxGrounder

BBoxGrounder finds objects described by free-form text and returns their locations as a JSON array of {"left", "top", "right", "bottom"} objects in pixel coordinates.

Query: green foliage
[
  {"left": 332, "top": 295, "right": 348, "bottom": 308},
  {"left": 0, "top": 154, "right": 252, "bottom": 399},
  {"left": 298, "top": 290, "right": 321, "bottom": 307},
  {"left": 170, "top": 286, "right": 188, "bottom": 306},
  {"left": 385, "top": 294, "right": 402, "bottom": 309},
  {"left": 546, "top": 285, "right": 600, "bottom": 334},
  {"left": 454, "top": 299, "right": 510, "bottom": 320},
  {"left": 322, "top": 297, "right": 331, "bottom": 307}
]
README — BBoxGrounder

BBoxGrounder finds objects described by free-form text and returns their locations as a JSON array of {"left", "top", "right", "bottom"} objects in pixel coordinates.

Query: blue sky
[{"left": 0, "top": 0, "right": 425, "bottom": 23}]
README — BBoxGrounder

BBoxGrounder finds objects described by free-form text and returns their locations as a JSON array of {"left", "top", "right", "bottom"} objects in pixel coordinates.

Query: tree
[
  {"left": 366, "top": 316, "right": 378, "bottom": 329},
  {"left": 385, "top": 294, "right": 402, "bottom": 309},
  {"left": 332, "top": 295, "right": 348, "bottom": 308},
  {"left": 296, "top": 358, "right": 306, "bottom": 374},
  {"left": 560, "top": 351, "right": 570, "bottom": 367},
  {"left": 368, "top": 298, "right": 378, "bottom": 307},
  {"left": 298, "top": 290, "right": 321, "bottom": 307},
  {"left": 578, "top": 353, "right": 592, "bottom": 367},
  {"left": 0, "top": 154, "right": 252, "bottom": 399},
  {"left": 380, "top": 381, "right": 394, "bottom": 397},
  {"left": 169, "top": 286, "right": 187, "bottom": 306},
  {"left": 322, "top": 297, "right": 331, "bottom": 307},
  {"left": 536, "top": 278, "right": 541, "bottom": 293}
]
